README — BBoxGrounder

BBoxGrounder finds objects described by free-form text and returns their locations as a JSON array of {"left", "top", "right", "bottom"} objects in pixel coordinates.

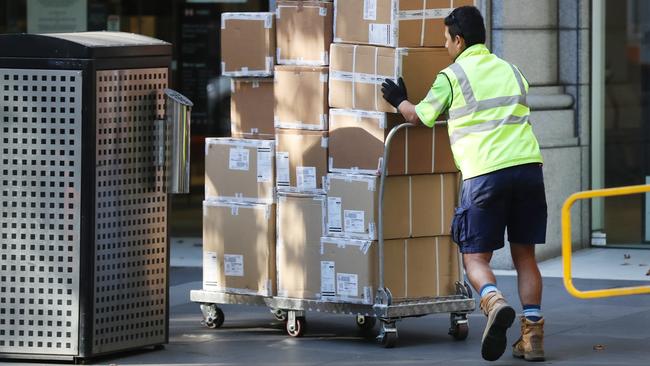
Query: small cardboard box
[
  {"left": 328, "top": 109, "right": 457, "bottom": 175},
  {"left": 276, "top": 0, "right": 333, "bottom": 65},
  {"left": 230, "top": 78, "right": 274, "bottom": 139},
  {"left": 384, "top": 236, "right": 461, "bottom": 299},
  {"left": 221, "top": 12, "right": 275, "bottom": 77},
  {"left": 276, "top": 129, "right": 329, "bottom": 193},
  {"left": 325, "top": 173, "right": 458, "bottom": 239},
  {"left": 274, "top": 65, "right": 329, "bottom": 130},
  {"left": 277, "top": 193, "right": 327, "bottom": 300},
  {"left": 202, "top": 201, "right": 276, "bottom": 296},
  {"left": 334, "top": 0, "right": 476, "bottom": 47},
  {"left": 319, "top": 237, "right": 377, "bottom": 304},
  {"left": 205, "top": 138, "right": 275, "bottom": 203},
  {"left": 329, "top": 43, "right": 451, "bottom": 112}
]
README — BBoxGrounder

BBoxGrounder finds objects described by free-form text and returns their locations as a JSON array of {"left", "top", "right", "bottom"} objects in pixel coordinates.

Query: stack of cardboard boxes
[
  {"left": 321, "top": 0, "right": 475, "bottom": 302},
  {"left": 203, "top": 0, "right": 473, "bottom": 304},
  {"left": 201, "top": 12, "right": 277, "bottom": 296}
]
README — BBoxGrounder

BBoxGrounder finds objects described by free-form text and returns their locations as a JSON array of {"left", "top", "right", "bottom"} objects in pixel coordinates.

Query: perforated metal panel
[
  {"left": 0, "top": 69, "right": 83, "bottom": 355},
  {"left": 93, "top": 68, "right": 168, "bottom": 354}
]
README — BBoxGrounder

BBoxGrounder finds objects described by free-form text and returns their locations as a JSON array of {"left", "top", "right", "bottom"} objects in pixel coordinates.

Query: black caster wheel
[
  {"left": 203, "top": 304, "right": 225, "bottom": 329},
  {"left": 355, "top": 315, "right": 377, "bottom": 331},
  {"left": 449, "top": 322, "right": 469, "bottom": 340},
  {"left": 378, "top": 330, "right": 398, "bottom": 348},
  {"left": 286, "top": 316, "right": 306, "bottom": 337}
]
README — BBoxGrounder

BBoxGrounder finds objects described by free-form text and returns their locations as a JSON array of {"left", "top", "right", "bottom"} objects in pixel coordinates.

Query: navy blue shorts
[{"left": 451, "top": 163, "right": 547, "bottom": 254}]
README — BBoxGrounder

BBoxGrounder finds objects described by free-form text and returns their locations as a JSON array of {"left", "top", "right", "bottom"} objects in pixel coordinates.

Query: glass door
[{"left": 593, "top": 0, "right": 650, "bottom": 245}]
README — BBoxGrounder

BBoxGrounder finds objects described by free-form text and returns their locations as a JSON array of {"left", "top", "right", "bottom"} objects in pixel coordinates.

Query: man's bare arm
[{"left": 398, "top": 100, "right": 422, "bottom": 125}]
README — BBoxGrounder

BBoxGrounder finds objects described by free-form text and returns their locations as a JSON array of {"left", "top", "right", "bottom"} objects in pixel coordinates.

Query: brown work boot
[
  {"left": 479, "top": 291, "right": 516, "bottom": 361},
  {"left": 513, "top": 316, "right": 545, "bottom": 361}
]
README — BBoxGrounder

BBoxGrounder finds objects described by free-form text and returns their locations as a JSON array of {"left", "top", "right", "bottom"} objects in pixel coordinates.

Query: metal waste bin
[{"left": 0, "top": 31, "right": 187, "bottom": 362}]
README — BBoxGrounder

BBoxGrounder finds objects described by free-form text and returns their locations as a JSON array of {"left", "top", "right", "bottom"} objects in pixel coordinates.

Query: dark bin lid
[{"left": 0, "top": 31, "right": 171, "bottom": 59}]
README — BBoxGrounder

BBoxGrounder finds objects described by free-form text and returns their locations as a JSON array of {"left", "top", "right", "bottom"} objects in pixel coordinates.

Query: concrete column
[{"left": 485, "top": 0, "right": 591, "bottom": 268}]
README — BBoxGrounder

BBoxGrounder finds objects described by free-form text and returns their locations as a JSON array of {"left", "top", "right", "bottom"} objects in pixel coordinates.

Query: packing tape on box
[
  {"left": 205, "top": 137, "right": 275, "bottom": 149},
  {"left": 431, "top": 126, "right": 436, "bottom": 172},
  {"left": 405, "top": 128, "right": 409, "bottom": 174},
  {"left": 221, "top": 12, "right": 274, "bottom": 29},
  {"left": 404, "top": 238, "right": 408, "bottom": 297},
  {"left": 374, "top": 47, "right": 379, "bottom": 111},
  {"left": 440, "top": 174, "right": 445, "bottom": 233},
  {"left": 352, "top": 45, "right": 357, "bottom": 109},
  {"left": 408, "top": 176, "right": 413, "bottom": 237},
  {"left": 435, "top": 236, "right": 440, "bottom": 296},
  {"left": 329, "top": 108, "right": 385, "bottom": 119},
  {"left": 396, "top": 7, "right": 454, "bottom": 21}
]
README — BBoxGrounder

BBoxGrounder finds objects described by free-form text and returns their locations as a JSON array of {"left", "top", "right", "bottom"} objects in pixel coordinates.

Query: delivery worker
[{"left": 381, "top": 5, "right": 546, "bottom": 363}]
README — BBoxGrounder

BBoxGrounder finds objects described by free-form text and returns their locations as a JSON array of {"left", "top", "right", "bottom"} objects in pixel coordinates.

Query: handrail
[{"left": 562, "top": 184, "right": 650, "bottom": 299}]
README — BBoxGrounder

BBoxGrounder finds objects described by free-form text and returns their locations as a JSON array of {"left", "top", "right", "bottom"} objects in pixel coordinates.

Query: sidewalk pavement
[{"left": 5, "top": 246, "right": 650, "bottom": 366}]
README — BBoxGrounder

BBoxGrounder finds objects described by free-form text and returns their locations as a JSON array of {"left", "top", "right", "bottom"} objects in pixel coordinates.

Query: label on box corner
[
  {"left": 297, "top": 166, "right": 317, "bottom": 190},
  {"left": 257, "top": 147, "right": 273, "bottom": 182},
  {"left": 363, "top": 286, "right": 373, "bottom": 304},
  {"left": 203, "top": 251, "right": 219, "bottom": 288},
  {"left": 327, "top": 197, "right": 342, "bottom": 232},
  {"left": 321, "top": 261, "right": 336, "bottom": 296},
  {"left": 319, "top": 6, "right": 327, "bottom": 16},
  {"left": 229, "top": 147, "right": 249, "bottom": 171},
  {"left": 344, "top": 210, "right": 365, "bottom": 233},
  {"left": 264, "top": 15, "right": 273, "bottom": 28},
  {"left": 276, "top": 152, "right": 290, "bottom": 186},
  {"left": 224, "top": 254, "right": 244, "bottom": 276},
  {"left": 369, "top": 24, "right": 391, "bottom": 46},
  {"left": 363, "top": 0, "right": 377, "bottom": 20},
  {"left": 337, "top": 273, "right": 358, "bottom": 297}
]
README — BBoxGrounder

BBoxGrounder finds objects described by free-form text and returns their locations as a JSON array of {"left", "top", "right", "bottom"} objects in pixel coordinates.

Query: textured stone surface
[
  {"left": 492, "top": 0, "right": 558, "bottom": 29},
  {"left": 530, "top": 109, "right": 576, "bottom": 146},
  {"left": 559, "top": 0, "right": 578, "bottom": 29},
  {"left": 559, "top": 30, "right": 578, "bottom": 84},
  {"left": 492, "top": 30, "right": 558, "bottom": 85}
]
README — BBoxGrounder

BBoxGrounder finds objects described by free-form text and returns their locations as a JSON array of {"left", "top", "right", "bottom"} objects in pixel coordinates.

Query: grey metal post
[{"left": 165, "top": 88, "right": 193, "bottom": 194}]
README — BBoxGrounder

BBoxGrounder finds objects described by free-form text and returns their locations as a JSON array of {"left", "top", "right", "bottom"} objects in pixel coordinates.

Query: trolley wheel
[
  {"left": 449, "top": 322, "right": 469, "bottom": 340},
  {"left": 378, "top": 330, "right": 398, "bottom": 348},
  {"left": 448, "top": 313, "right": 469, "bottom": 341},
  {"left": 355, "top": 315, "right": 376, "bottom": 330},
  {"left": 203, "top": 304, "right": 225, "bottom": 329},
  {"left": 286, "top": 316, "right": 306, "bottom": 337}
]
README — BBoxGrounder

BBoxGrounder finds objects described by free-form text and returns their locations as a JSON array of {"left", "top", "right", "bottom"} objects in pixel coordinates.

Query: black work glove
[{"left": 381, "top": 77, "right": 408, "bottom": 109}]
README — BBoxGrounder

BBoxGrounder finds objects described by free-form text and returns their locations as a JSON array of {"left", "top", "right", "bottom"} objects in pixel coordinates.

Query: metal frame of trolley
[{"left": 190, "top": 122, "right": 476, "bottom": 347}]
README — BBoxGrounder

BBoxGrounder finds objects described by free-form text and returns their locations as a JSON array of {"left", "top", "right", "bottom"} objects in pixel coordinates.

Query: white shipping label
[
  {"left": 297, "top": 166, "right": 317, "bottom": 190},
  {"left": 276, "top": 152, "right": 290, "bottom": 186},
  {"left": 344, "top": 210, "right": 365, "bottom": 233},
  {"left": 229, "top": 147, "right": 249, "bottom": 171},
  {"left": 321, "top": 261, "right": 336, "bottom": 296},
  {"left": 327, "top": 197, "right": 342, "bottom": 232},
  {"left": 257, "top": 148, "right": 273, "bottom": 183},
  {"left": 203, "top": 251, "right": 219, "bottom": 288},
  {"left": 363, "top": 0, "right": 377, "bottom": 20},
  {"left": 224, "top": 254, "right": 244, "bottom": 277},
  {"left": 337, "top": 273, "right": 358, "bottom": 297},
  {"left": 369, "top": 23, "right": 391, "bottom": 46},
  {"left": 363, "top": 286, "right": 373, "bottom": 304}
]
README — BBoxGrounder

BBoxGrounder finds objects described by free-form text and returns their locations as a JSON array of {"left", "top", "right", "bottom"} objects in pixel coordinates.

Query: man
[{"left": 381, "top": 6, "right": 547, "bottom": 363}]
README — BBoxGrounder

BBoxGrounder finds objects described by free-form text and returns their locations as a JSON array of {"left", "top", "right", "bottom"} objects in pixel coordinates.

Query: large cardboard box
[
  {"left": 277, "top": 193, "right": 327, "bottom": 299},
  {"left": 231, "top": 78, "right": 274, "bottom": 139},
  {"left": 384, "top": 236, "right": 461, "bottom": 299},
  {"left": 325, "top": 173, "right": 458, "bottom": 239},
  {"left": 334, "top": 0, "right": 475, "bottom": 48},
  {"left": 221, "top": 12, "right": 275, "bottom": 77},
  {"left": 205, "top": 138, "right": 275, "bottom": 203},
  {"left": 276, "top": 0, "right": 333, "bottom": 65},
  {"left": 274, "top": 65, "right": 329, "bottom": 130},
  {"left": 319, "top": 237, "right": 377, "bottom": 304},
  {"left": 202, "top": 201, "right": 276, "bottom": 296},
  {"left": 328, "top": 109, "right": 457, "bottom": 175},
  {"left": 329, "top": 44, "right": 451, "bottom": 112},
  {"left": 276, "top": 129, "right": 329, "bottom": 193}
]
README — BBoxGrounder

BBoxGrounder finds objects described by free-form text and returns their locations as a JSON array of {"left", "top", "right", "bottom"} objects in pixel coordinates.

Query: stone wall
[{"left": 483, "top": 0, "right": 592, "bottom": 268}]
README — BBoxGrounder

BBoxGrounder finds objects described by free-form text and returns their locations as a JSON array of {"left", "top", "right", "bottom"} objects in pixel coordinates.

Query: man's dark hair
[{"left": 444, "top": 6, "right": 486, "bottom": 47}]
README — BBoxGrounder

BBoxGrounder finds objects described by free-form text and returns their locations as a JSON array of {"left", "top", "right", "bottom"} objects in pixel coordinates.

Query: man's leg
[
  {"left": 463, "top": 252, "right": 515, "bottom": 361},
  {"left": 510, "top": 243, "right": 545, "bottom": 361}
]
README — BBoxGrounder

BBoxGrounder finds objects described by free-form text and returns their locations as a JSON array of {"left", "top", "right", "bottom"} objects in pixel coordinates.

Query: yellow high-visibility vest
[{"left": 414, "top": 44, "right": 542, "bottom": 179}]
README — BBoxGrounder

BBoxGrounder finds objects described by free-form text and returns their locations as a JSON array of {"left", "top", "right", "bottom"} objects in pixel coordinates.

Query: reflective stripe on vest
[
  {"left": 449, "top": 114, "right": 530, "bottom": 145},
  {"left": 447, "top": 63, "right": 528, "bottom": 123}
]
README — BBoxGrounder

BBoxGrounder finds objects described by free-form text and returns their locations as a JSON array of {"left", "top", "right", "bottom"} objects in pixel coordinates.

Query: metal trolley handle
[{"left": 376, "top": 122, "right": 415, "bottom": 306}]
